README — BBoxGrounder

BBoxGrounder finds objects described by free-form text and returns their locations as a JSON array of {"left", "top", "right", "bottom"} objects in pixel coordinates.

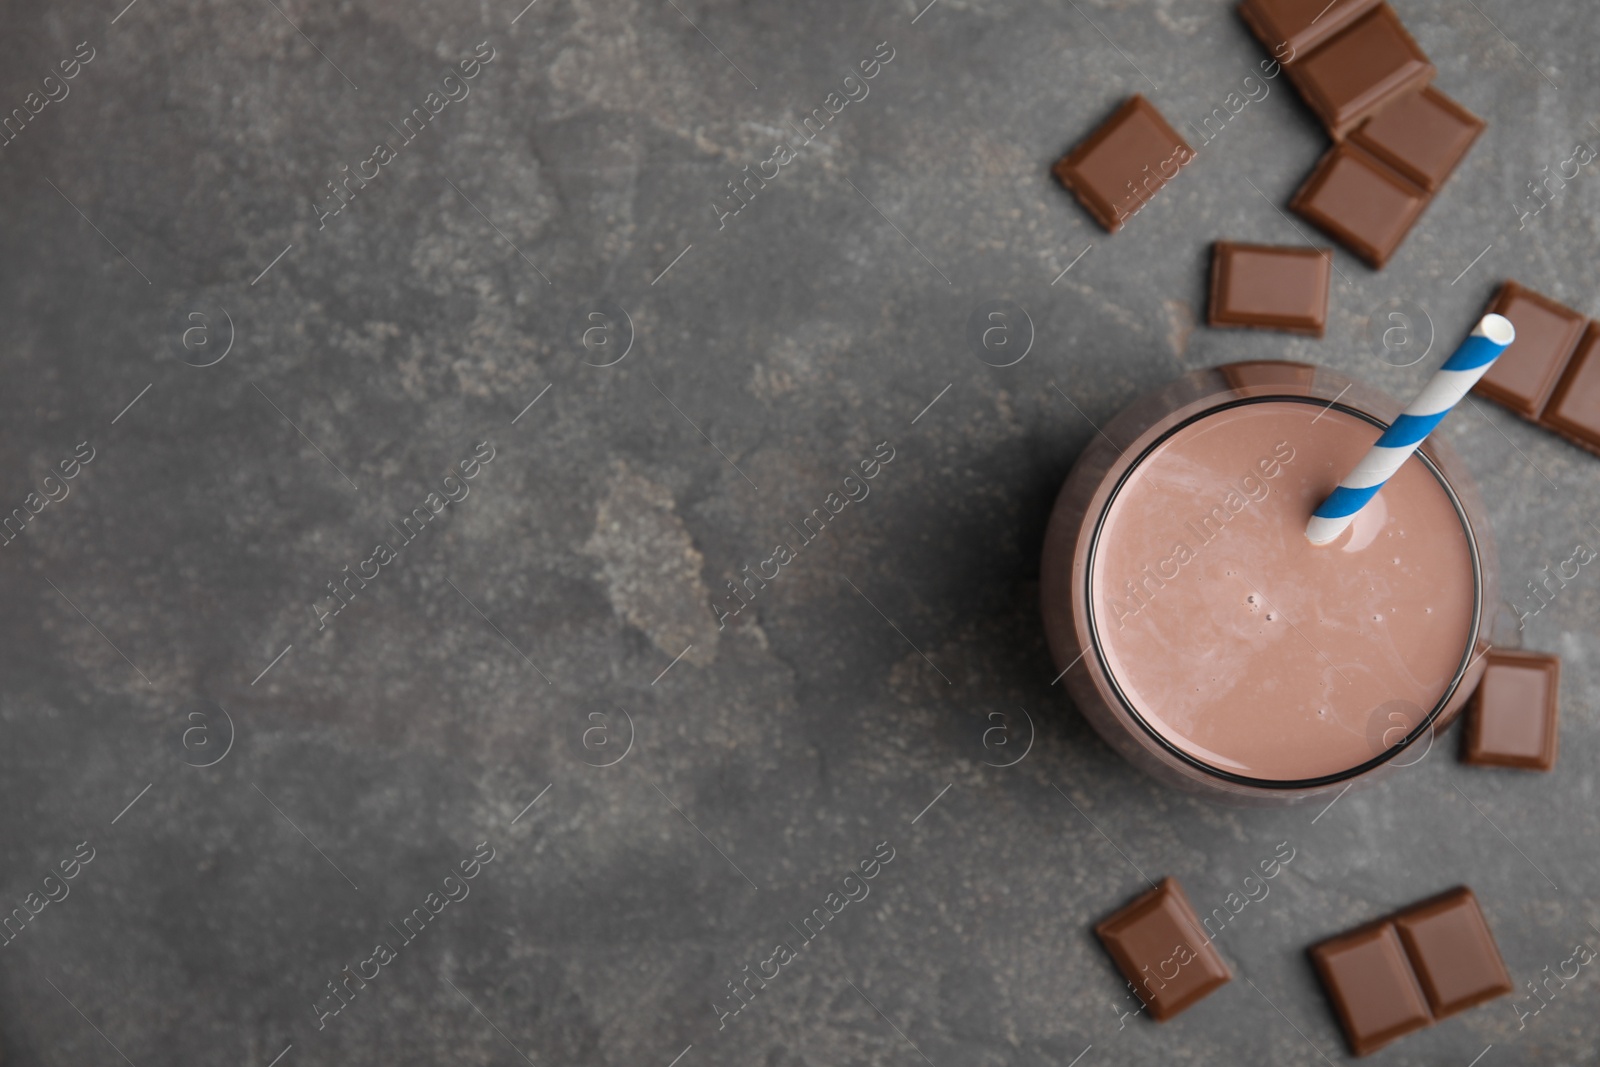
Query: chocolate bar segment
[
  {"left": 1473, "top": 281, "right": 1587, "bottom": 417},
  {"left": 1309, "top": 922, "right": 1432, "bottom": 1056},
  {"left": 1208, "top": 241, "right": 1332, "bottom": 336},
  {"left": 1393, "top": 887, "right": 1513, "bottom": 1019},
  {"left": 1349, "top": 86, "right": 1484, "bottom": 192},
  {"left": 1290, "top": 143, "right": 1428, "bottom": 268},
  {"left": 1053, "top": 95, "right": 1193, "bottom": 234},
  {"left": 1094, "top": 877, "right": 1230, "bottom": 1021},
  {"left": 1284, "top": 4, "right": 1435, "bottom": 138},
  {"left": 1540, "top": 322, "right": 1600, "bottom": 457},
  {"left": 1237, "top": 0, "right": 1381, "bottom": 64},
  {"left": 1308, "top": 887, "right": 1514, "bottom": 1055},
  {"left": 1463, "top": 649, "right": 1560, "bottom": 770}
]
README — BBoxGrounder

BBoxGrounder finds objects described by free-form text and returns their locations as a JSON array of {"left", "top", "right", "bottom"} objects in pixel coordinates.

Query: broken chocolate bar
[
  {"left": 1284, "top": 4, "right": 1435, "bottom": 139},
  {"left": 1309, "top": 886, "right": 1512, "bottom": 1057},
  {"left": 1208, "top": 241, "right": 1332, "bottom": 336},
  {"left": 1540, "top": 322, "right": 1600, "bottom": 458},
  {"left": 1290, "top": 142, "right": 1428, "bottom": 268},
  {"left": 1053, "top": 95, "right": 1193, "bottom": 234},
  {"left": 1094, "top": 877, "right": 1230, "bottom": 1021},
  {"left": 1463, "top": 649, "right": 1560, "bottom": 771},
  {"left": 1309, "top": 922, "right": 1432, "bottom": 1056},
  {"left": 1473, "top": 280, "right": 1588, "bottom": 418},
  {"left": 1393, "top": 887, "right": 1514, "bottom": 1019},
  {"left": 1349, "top": 85, "right": 1484, "bottom": 192},
  {"left": 1237, "top": 0, "right": 1382, "bottom": 64}
]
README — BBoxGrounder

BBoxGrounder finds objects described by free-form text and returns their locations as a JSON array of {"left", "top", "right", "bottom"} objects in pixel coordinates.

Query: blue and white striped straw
[{"left": 1306, "top": 313, "right": 1516, "bottom": 546}]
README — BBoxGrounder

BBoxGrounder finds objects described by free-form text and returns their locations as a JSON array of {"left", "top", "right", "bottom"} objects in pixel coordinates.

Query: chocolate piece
[
  {"left": 1349, "top": 86, "right": 1485, "bottom": 192},
  {"left": 1053, "top": 96, "right": 1193, "bottom": 234},
  {"left": 1237, "top": 0, "right": 1381, "bottom": 64},
  {"left": 1208, "top": 241, "right": 1331, "bottom": 336},
  {"left": 1284, "top": 4, "right": 1435, "bottom": 139},
  {"left": 1463, "top": 649, "right": 1560, "bottom": 770},
  {"left": 1290, "top": 143, "right": 1428, "bottom": 268},
  {"left": 1473, "top": 281, "right": 1587, "bottom": 417},
  {"left": 1393, "top": 887, "right": 1514, "bottom": 1018},
  {"left": 1540, "top": 322, "right": 1600, "bottom": 457},
  {"left": 1094, "top": 877, "right": 1230, "bottom": 1021},
  {"left": 1310, "top": 887, "right": 1514, "bottom": 1056},
  {"left": 1310, "top": 922, "right": 1432, "bottom": 1056}
]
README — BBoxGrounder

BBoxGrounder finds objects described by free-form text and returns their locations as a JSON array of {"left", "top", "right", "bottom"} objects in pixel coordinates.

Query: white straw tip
[
  {"left": 1477, "top": 313, "right": 1515, "bottom": 346},
  {"left": 1305, "top": 515, "right": 1344, "bottom": 546}
]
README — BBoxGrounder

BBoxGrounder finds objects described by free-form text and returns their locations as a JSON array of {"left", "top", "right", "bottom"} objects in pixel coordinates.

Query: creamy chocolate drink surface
[{"left": 1089, "top": 399, "right": 1476, "bottom": 781}]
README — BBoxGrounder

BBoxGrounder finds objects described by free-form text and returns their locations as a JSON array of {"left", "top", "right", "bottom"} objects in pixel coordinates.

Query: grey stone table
[{"left": 0, "top": 0, "right": 1596, "bottom": 1064}]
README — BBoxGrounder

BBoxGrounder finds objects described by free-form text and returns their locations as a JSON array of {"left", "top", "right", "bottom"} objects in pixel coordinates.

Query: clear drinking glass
[{"left": 1040, "top": 361, "right": 1497, "bottom": 805}]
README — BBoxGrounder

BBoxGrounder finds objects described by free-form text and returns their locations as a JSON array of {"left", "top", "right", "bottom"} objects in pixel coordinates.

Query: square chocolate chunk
[
  {"left": 1094, "top": 877, "right": 1231, "bottom": 1021},
  {"left": 1208, "top": 241, "right": 1332, "bottom": 336},
  {"left": 1284, "top": 4, "right": 1435, "bottom": 138},
  {"left": 1349, "top": 86, "right": 1485, "bottom": 192},
  {"left": 1393, "top": 887, "right": 1513, "bottom": 1019},
  {"left": 1473, "top": 281, "right": 1587, "bottom": 418},
  {"left": 1309, "top": 922, "right": 1433, "bottom": 1056},
  {"left": 1463, "top": 649, "right": 1560, "bottom": 770},
  {"left": 1053, "top": 95, "right": 1193, "bottom": 234},
  {"left": 1290, "top": 143, "right": 1428, "bottom": 268},
  {"left": 1541, "top": 322, "right": 1600, "bottom": 457},
  {"left": 1237, "top": 0, "right": 1382, "bottom": 64}
]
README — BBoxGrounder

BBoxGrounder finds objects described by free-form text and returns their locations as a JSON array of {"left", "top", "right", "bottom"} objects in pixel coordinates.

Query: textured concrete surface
[{"left": 1, "top": 0, "right": 1597, "bottom": 1064}]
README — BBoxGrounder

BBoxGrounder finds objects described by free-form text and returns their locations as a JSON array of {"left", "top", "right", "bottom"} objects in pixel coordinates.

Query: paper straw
[{"left": 1306, "top": 313, "right": 1516, "bottom": 546}]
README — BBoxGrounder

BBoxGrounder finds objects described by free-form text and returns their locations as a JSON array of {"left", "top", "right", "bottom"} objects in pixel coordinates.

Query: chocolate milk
[{"left": 1090, "top": 400, "right": 1476, "bottom": 781}]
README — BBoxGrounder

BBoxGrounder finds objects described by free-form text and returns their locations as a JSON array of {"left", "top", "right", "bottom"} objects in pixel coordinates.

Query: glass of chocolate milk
[{"left": 1040, "top": 362, "right": 1496, "bottom": 804}]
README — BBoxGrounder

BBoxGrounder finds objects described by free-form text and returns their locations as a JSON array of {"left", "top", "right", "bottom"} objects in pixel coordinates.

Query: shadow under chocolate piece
[
  {"left": 1463, "top": 649, "right": 1560, "bottom": 770},
  {"left": 1094, "top": 877, "right": 1230, "bottom": 1021},
  {"left": 1208, "top": 241, "right": 1331, "bottom": 336},
  {"left": 1284, "top": 3, "right": 1435, "bottom": 139},
  {"left": 1540, "top": 322, "right": 1600, "bottom": 457},
  {"left": 1309, "top": 922, "right": 1432, "bottom": 1056},
  {"left": 1290, "top": 143, "right": 1428, "bottom": 268},
  {"left": 1349, "top": 85, "right": 1485, "bottom": 192},
  {"left": 1237, "top": 0, "right": 1381, "bottom": 64},
  {"left": 1309, "top": 886, "right": 1511, "bottom": 1056},
  {"left": 1053, "top": 95, "right": 1192, "bottom": 234},
  {"left": 1473, "top": 280, "right": 1587, "bottom": 418}
]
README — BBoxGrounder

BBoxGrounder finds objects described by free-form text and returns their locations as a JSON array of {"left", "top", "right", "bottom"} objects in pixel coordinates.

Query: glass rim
[{"left": 1082, "top": 393, "right": 1485, "bottom": 791}]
